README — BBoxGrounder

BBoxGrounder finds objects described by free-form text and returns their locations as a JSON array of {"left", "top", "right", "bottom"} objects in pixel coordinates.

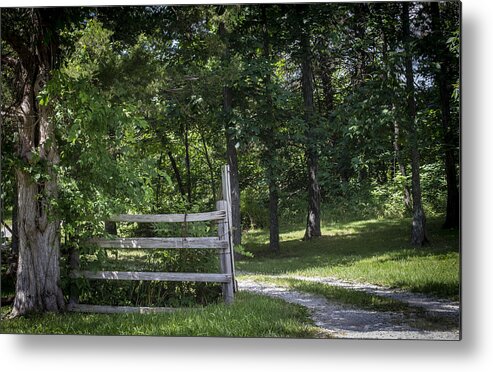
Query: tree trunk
[
  {"left": 403, "top": 2, "right": 429, "bottom": 246},
  {"left": 430, "top": 2, "right": 460, "bottom": 229},
  {"left": 166, "top": 148, "right": 186, "bottom": 199},
  {"left": 382, "top": 28, "right": 412, "bottom": 214},
  {"left": 224, "top": 86, "right": 242, "bottom": 249},
  {"left": 219, "top": 20, "right": 242, "bottom": 249},
  {"left": 6, "top": 183, "right": 20, "bottom": 277},
  {"left": 262, "top": 5, "right": 280, "bottom": 253},
  {"left": 11, "top": 67, "right": 64, "bottom": 316},
  {"left": 2, "top": 9, "right": 65, "bottom": 317},
  {"left": 301, "top": 28, "right": 322, "bottom": 240},
  {"left": 154, "top": 151, "right": 164, "bottom": 209},
  {"left": 393, "top": 118, "right": 413, "bottom": 213},
  {"left": 200, "top": 131, "right": 217, "bottom": 203},
  {"left": 184, "top": 122, "right": 192, "bottom": 204},
  {"left": 268, "top": 182, "right": 280, "bottom": 253},
  {"left": 6, "top": 9, "right": 66, "bottom": 316},
  {"left": 11, "top": 185, "right": 19, "bottom": 256}
]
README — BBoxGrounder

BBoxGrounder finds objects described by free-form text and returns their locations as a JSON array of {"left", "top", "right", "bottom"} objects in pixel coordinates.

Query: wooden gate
[{"left": 68, "top": 165, "right": 236, "bottom": 314}]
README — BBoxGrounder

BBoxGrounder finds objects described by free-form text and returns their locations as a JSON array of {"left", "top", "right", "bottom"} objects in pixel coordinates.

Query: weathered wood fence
[{"left": 68, "top": 165, "right": 236, "bottom": 314}]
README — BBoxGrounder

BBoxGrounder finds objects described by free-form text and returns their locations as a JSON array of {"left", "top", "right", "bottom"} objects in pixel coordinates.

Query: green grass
[
  {"left": 237, "top": 217, "right": 460, "bottom": 300},
  {"left": 0, "top": 292, "right": 328, "bottom": 338}
]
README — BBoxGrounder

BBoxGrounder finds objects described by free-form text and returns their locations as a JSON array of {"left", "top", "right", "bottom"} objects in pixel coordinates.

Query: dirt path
[
  {"left": 238, "top": 277, "right": 460, "bottom": 340},
  {"left": 262, "top": 274, "right": 459, "bottom": 319}
]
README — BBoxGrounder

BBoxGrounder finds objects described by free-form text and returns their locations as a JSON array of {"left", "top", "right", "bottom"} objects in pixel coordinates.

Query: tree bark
[
  {"left": 219, "top": 20, "right": 242, "bottom": 248},
  {"left": 224, "top": 86, "right": 242, "bottom": 249},
  {"left": 403, "top": 2, "right": 429, "bottom": 246},
  {"left": 6, "top": 183, "right": 20, "bottom": 277},
  {"left": 11, "top": 68, "right": 64, "bottom": 314},
  {"left": 430, "top": 2, "right": 460, "bottom": 229},
  {"left": 301, "top": 27, "right": 322, "bottom": 240},
  {"left": 5, "top": 9, "right": 66, "bottom": 316},
  {"left": 11, "top": 186, "right": 19, "bottom": 256},
  {"left": 393, "top": 118, "right": 413, "bottom": 213},
  {"left": 262, "top": 5, "right": 280, "bottom": 253}
]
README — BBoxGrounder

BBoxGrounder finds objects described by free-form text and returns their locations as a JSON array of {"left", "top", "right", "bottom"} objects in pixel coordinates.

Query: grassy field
[
  {"left": 1, "top": 215, "right": 459, "bottom": 337},
  {"left": 0, "top": 292, "right": 326, "bottom": 337},
  {"left": 237, "top": 216, "right": 460, "bottom": 300}
]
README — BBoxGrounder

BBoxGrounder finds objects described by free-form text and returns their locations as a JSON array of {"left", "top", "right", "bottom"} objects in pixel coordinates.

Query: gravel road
[{"left": 238, "top": 277, "right": 460, "bottom": 340}]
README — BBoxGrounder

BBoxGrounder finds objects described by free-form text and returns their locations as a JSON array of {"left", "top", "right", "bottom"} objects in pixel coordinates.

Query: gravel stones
[{"left": 238, "top": 278, "right": 460, "bottom": 340}]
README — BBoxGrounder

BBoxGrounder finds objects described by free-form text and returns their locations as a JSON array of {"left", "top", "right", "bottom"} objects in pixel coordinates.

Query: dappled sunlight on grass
[{"left": 238, "top": 217, "right": 459, "bottom": 300}]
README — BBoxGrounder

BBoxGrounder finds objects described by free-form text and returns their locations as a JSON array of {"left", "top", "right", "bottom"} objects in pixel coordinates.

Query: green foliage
[{"left": 240, "top": 186, "right": 269, "bottom": 229}]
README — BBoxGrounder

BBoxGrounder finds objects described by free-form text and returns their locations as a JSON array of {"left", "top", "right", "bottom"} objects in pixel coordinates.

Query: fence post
[
  {"left": 221, "top": 165, "right": 237, "bottom": 292},
  {"left": 216, "top": 199, "right": 234, "bottom": 304}
]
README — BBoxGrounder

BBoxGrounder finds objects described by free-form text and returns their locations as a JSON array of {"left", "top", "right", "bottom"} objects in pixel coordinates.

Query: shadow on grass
[{"left": 238, "top": 217, "right": 460, "bottom": 299}]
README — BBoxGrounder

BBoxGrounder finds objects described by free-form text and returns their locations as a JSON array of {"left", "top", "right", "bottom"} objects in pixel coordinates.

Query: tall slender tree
[
  {"left": 218, "top": 18, "right": 242, "bottom": 249},
  {"left": 429, "top": 2, "right": 460, "bottom": 229},
  {"left": 260, "top": 5, "right": 280, "bottom": 252},
  {"left": 298, "top": 7, "right": 322, "bottom": 240},
  {"left": 402, "top": 2, "right": 429, "bottom": 245},
  {"left": 379, "top": 5, "right": 413, "bottom": 213}
]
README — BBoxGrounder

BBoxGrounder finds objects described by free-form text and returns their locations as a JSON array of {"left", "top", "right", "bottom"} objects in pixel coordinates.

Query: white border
[{"left": 2, "top": 0, "right": 493, "bottom": 371}]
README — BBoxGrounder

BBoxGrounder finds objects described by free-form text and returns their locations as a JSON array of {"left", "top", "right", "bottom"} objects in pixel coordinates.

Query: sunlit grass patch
[
  {"left": 0, "top": 292, "right": 328, "bottom": 338},
  {"left": 238, "top": 217, "right": 460, "bottom": 300}
]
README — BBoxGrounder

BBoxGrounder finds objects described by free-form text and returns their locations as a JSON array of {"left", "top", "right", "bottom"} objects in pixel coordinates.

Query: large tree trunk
[
  {"left": 430, "top": 2, "right": 460, "bottom": 229},
  {"left": 301, "top": 29, "right": 322, "bottom": 240},
  {"left": 12, "top": 72, "right": 63, "bottom": 315},
  {"left": 6, "top": 9, "right": 65, "bottom": 316},
  {"left": 13, "top": 170, "right": 64, "bottom": 316},
  {"left": 403, "top": 2, "right": 429, "bottom": 246}
]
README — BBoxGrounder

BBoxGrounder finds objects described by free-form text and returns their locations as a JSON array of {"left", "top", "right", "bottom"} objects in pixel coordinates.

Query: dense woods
[{"left": 1, "top": 2, "right": 460, "bottom": 316}]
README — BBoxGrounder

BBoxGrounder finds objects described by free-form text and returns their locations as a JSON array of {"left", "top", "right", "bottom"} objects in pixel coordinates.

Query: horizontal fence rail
[
  {"left": 87, "top": 237, "right": 228, "bottom": 249},
  {"left": 109, "top": 211, "right": 226, "bottom": 223},
  {"left": 67, "top": 304, "right": 181, "bottom": 314},
  {"left": 71, "top": 271, "right": 232, "bottom": 283}
]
